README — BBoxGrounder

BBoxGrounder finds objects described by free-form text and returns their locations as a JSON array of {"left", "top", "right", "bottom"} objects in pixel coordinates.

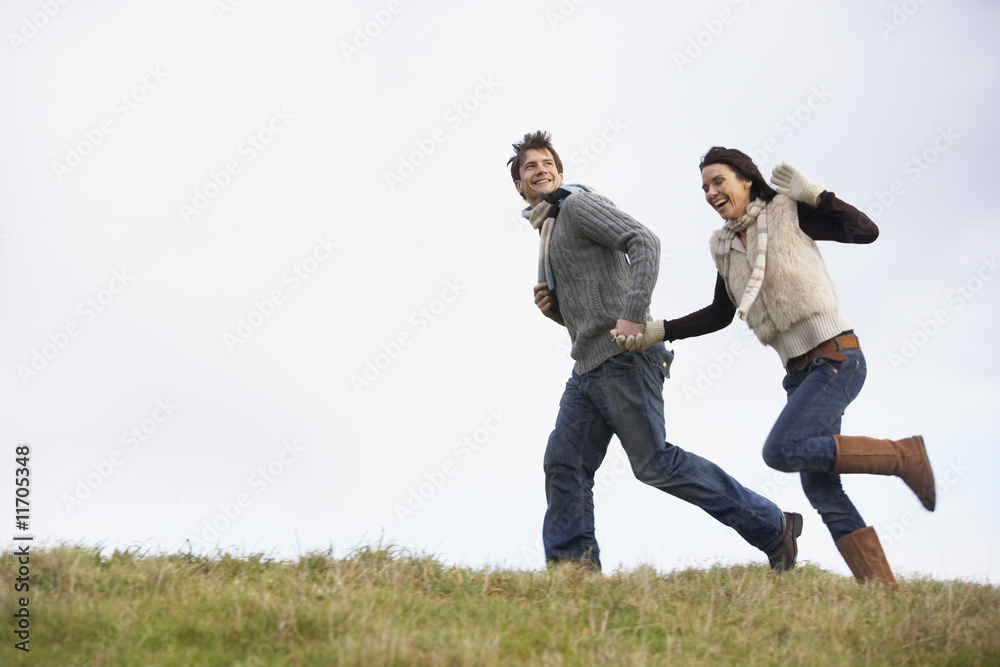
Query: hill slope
[{"left": 2, "top": 545, "right": 998, "bottom": 665}]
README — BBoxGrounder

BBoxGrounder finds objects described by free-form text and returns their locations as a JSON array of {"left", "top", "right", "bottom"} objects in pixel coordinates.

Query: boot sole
[
  {"left": 789, "top": 512, "right": 803, "bottom": 570},
  {"left": 910, "top": 435, "right": 936, "bottom": 512}
]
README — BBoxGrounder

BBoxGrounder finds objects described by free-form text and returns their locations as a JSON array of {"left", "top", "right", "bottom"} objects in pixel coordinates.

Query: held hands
[
  {"left": 610, "top": 319, "right": 665, "bottom": 352},
  {"left": 770, "top": 162, "right": 825, "bottom": 206}
]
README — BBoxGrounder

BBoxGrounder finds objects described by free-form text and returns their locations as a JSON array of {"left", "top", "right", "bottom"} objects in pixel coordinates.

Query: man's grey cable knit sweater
[{"left": 545, "top": 191, "right": 660, "bottom": 374}]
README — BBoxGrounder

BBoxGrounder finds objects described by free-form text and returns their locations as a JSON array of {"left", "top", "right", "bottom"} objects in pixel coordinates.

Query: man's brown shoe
[{"left": 767, "top": 512, "right": 803, "bottom": 572}]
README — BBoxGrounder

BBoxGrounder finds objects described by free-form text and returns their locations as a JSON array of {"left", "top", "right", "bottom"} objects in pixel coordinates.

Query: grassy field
[{"left": 1, "top": 544, "right": 998, "bottom": 666}]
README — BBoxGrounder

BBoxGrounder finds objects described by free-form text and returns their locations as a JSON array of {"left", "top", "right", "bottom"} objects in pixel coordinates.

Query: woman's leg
[{"left": 763, "top": 350, "right": 868, "bottom": 540}]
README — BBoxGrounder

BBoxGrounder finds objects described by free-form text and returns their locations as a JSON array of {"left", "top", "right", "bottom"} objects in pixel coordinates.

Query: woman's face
[{"left": 701, "top": 163, "right": 752, "bottom": 221}]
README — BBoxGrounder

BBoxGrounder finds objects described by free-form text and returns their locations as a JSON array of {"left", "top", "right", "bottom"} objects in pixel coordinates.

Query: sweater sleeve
[
  {"left": 796, "top": 191, "right": 879, "bottom": 243},
  {"left": 560, "top": 193, "right": 660, "bottom": 323},
  {"left": 661, "top": 273, "right": 736, "bottom": 341}
]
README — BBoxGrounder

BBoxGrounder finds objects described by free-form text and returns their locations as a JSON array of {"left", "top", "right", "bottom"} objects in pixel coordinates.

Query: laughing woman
[{"left": 622, "top": 147, "right": 935, "bottom": 586}]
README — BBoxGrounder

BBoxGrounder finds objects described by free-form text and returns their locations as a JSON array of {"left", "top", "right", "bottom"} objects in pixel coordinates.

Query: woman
[{"left": 619, "top": 147, "right": 935, "bottom": 586}]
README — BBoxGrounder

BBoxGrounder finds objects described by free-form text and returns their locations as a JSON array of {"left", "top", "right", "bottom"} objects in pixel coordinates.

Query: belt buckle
[{"left": 786, "top": 355, "right": 810, "bottom": 373}]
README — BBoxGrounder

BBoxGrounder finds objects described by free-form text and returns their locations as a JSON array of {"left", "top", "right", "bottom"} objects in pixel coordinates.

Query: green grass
[{"left": 2, "top": 544, "right": 998, "bottom": 666}]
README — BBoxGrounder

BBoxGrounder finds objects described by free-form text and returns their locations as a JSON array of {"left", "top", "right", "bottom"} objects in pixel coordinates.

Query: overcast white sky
[{"left": 2, "top": 0, "right": 998, "bottom": 584}]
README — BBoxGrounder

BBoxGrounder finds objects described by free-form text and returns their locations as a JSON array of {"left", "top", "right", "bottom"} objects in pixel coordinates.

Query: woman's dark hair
[{"left": 699, "top": 146, "right": 777, "bottom": 203}]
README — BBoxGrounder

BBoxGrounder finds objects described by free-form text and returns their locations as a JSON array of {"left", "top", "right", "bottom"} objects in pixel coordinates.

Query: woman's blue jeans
[
  {"left": 761, "top": 348, "right": 868, "bottom": 541},
  {"left": 542, "top": 344, "right": 784, "bottom": 569}
]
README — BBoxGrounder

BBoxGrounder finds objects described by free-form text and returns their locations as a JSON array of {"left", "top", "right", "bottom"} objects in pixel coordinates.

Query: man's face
[{"left": 515, "top": 148, "right": 563, "bottom": 206}]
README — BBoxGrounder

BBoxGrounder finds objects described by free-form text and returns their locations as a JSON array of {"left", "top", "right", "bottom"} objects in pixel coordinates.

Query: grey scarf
[{"left": 522, "top": 184, "right": 594, "bottom": 291}]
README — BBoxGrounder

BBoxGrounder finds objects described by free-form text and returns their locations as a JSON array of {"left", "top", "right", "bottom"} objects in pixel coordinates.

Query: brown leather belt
[{"left": 786, "top": 331, "right": 860, "bottom": 373}]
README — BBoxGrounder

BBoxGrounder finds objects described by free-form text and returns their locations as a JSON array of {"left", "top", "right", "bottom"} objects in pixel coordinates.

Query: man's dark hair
[
  {"left": 508, "top": 130, "right": 564, "bottom": 185},
  {"left": 699, "top": 146, "right": 777, "bottom": 203}
]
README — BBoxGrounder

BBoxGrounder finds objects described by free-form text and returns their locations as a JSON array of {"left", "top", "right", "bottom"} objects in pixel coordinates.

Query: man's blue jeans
[
  {"left": 761, "top": 348, "right": 868, "bottom": 541},
  {"left": 543, "top": 344, "right": 784, "bottom": 569}
]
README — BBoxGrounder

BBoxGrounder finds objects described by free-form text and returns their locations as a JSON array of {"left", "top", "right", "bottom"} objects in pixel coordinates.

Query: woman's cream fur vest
[{"left": 710, "top": 194, "right": 841, "bottom": 349}]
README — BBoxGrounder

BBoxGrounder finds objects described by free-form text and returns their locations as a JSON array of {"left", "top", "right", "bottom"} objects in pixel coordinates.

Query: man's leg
[
  {"left": 591, "top": 347, "right": 785, "bottom": 553},
  {"left": 543, "top": 371, "right": 614, "bottom": 569}
]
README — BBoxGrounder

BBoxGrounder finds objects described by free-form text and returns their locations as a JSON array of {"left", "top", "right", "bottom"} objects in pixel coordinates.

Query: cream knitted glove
[
  {"left": 610, "top": 321, "right": 665, "bottom": 352},
  {"left": 770, "top": 162, "right": 825, "bottom": 206},
  {"left": 642, "top": 320, "right": 665, "bottom": 347}
]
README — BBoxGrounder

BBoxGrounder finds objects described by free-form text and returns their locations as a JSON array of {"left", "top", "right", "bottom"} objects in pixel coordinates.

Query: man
[{"left": 508, "top": 130, "right": 801, "bottom": 572}]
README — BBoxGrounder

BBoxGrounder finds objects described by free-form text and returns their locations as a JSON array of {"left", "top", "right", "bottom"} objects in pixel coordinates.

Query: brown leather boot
[
  {"left": 832, "top": 435, "right": 936, "bottom": 511},
  {"left": 835, "top": 526, "right": 898, "bottom": 589},
  {"left": 766, "top": 512, "right": 803, "bottom": 572}
]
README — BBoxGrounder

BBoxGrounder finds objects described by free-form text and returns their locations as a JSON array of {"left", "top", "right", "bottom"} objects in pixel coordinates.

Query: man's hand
[
  {"left": 610, "top": 318, "right": 646, "bottom": 351},
  {"left": 533, "top": 282, "right": 555, "bottom": 317}
]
